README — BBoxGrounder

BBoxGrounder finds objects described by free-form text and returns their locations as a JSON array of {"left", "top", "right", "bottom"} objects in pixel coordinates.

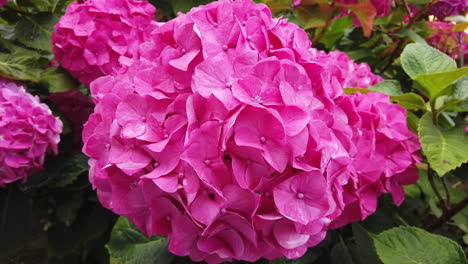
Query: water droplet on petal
[{"left": 297, "top": 193, "right": 304, "bottom": 199}]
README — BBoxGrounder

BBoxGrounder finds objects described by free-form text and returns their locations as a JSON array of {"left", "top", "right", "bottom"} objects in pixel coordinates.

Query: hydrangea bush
[
  {"left": 0, "top": 78, "right": 62, "bottom": 186},
  {"left": 80, "top": 0, "right": 420, "bottom": 262}
]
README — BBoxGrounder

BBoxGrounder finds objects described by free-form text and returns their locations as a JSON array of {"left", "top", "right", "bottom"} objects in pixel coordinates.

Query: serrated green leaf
[
  {"left": 418, "top": 113, "right": 468, "bottom": 176},
  {"left": 107, "top": 217, "right": 174, "bottom": 264},
  {"left": 369, "top": 80, "right": 403, "bottom": 96},
  {"left": 414, "top": 67, "right": 468, "bottom": 100},
  {"left": 372, "top": 226, "right": 467, "bottom": 264},
  {"left": 390, "top": 93, "right": 427, "bottom": 111},
  {"left": 401, "top": 43, "right": 457, "bottom": 79}
]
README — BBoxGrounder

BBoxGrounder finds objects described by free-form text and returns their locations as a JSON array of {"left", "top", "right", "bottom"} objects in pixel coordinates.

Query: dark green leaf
[
  {"left": 107, "top": 217, "right": 174, "bottom": 264},
  {"left": 351, "top": 224, "right": 382, "bottom": 264},
  {"left": 15, "top": 13, "right": 59, "bottom": 52},
  {"left": 372, "top": 226, "right": 467, "bottom": 264}
]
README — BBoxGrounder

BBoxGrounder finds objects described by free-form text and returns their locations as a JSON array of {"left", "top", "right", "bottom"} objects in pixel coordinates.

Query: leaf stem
[
  {"left": 426, "top": 196, "right": 468, "bottom": 231},
  {"left": 427, "top": 165, "right": 448, "bottom": 213},
  {"left": 441, "top": 177, "right": 451, "bottom": 208}
]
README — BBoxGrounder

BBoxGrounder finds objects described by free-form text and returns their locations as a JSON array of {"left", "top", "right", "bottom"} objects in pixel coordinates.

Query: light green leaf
[
  {"left": 390, "top": 93, "right": 427, "bottom": 111},
  {"left": 369, "top": 80, "right": 403, "bottom": 96},
  {"left": 414, "top": 67, "right": 468, "bottom": 100},
  {"left": 401, "top": 43, "right": 457, "bottom": 79},
  {"left": 15, "top": 13, "right": 60, "bottom": 52},
  {"left": 107, "top": 217, "right": 174, "bottom": 264},
  {"left": 418, "top": 113, "right": 468, "bottom": 176},
  {"left": 372, "top": 226, "right": 467, "bottom": 264}
]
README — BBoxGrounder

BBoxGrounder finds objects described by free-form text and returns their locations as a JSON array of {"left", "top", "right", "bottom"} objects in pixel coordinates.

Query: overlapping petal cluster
[
  {"left": 52, "top": 0, "right": 158, "bottom": 85},
  {"left": 428, "top": 0, "right": 468, "bottom": 20},
  {"left": 80, "top": 0, "right": 419, "bottom": 262},
  {"left": 0, "top": 78, "right": 62, "bottom": 186},
  {"left": 427, "top": 21, "right": 468, "bottom": 62}
]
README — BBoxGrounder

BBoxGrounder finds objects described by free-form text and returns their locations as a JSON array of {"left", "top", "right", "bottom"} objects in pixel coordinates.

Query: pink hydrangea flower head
[
  {"left": 52, "top": 0, "right": 158, "bottom": 85},
  {"left": 427, "top": 21, "right": 468, "bottom": 62},
  {"left": 0, "top": 0, "right": 7, "bottom": 7},
  {"left": 428, "top": 0, "right": 468, "bottom": 20},
  {"left": 81, "top": 0, "right": 420, "bottom": 262},
  {"left": 0, "top": 78, "right": 62, "bottom": 186}
]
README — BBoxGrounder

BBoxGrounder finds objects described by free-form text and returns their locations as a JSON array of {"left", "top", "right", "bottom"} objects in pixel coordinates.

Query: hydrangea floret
[
  {"left": 0, "top": 78, "right": 62, "bottom": 186},
  {"left": 65, "top": 0, "right": 422, "bottom": 262}
]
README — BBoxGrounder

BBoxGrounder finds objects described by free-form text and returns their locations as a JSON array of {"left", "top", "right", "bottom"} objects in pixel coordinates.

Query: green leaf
[
  {"left": 29, "top": 0, "right": 68, "bottom": 13},
  {"left": 170, "top": 0, "right": 214, "bottom": 13},
  {"left": 369, "top": 80, "right": 403, "bottom": 96},
  {"left": 15, "top": 13, "right": 60, "bottom": 52},
  {"left": 406, "top": 0, "right": 431, "bottom": 3},
  {"left": 418, "top": 113, "right": 468, "bottom": 176},
  {"left": 40, "top": 67, "right": 77, "bottom": 93},
  {"left": 401, "top": 43, "right": 457, "bottom": 79},
  {"left": 394, "top": 29, "right": 427, "bottom": 45},
  {"left": 343, "top": 87, "right": 372, "bottom": 95},
  {"left": 408, "top": 0, "right": 431, "bottom": 5},
  {"left": 390, "top": 93, "right": 427, "bottom": 111},
  {"left": 330, "top": 236, "right": 355, "bottom": 264},
  {"left": 345, "top": 85, "right": 427, "bottom": 111},
  {"left": 372, "top": 226, "right": 467, "bottom": 264},
  {"left": 107, "top": 217, "right": 174, "bottom": 264},
  {"left": 0, "top": 40, "right": 45, "bottom": 82},
  {"left": 351, "top": 224, "right": 382, "bottom": 264},
  {"left": 414, "top": 67, "right": 468, "bottom": 100},
  {"left": 319, "top": 16, "right": 353, "bottom": 49}
]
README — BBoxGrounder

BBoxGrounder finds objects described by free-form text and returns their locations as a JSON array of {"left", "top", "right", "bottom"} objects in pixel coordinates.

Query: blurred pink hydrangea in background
[
  {"left": 51, "top": 0, "right": 421, "bottom": 262},
  {"left": 427, "top": 21, "right": 468, "bottom": 62},
  {"left": 0, "top": 0, "right": 7, "bottom": 7},
  {"left": 51, "top": 0, "right": 158, "bottom": 85},
  {"left": 0, "top": 78, "right": 62, "bottom": 186},
  {"left": 427, "top": 0, "right": 468, "bottom": 20}
]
